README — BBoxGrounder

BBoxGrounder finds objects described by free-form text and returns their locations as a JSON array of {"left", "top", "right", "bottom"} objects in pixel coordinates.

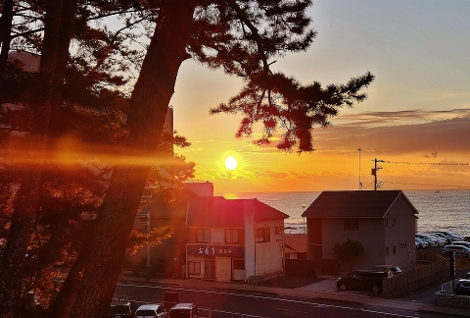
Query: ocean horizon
[{"left": 231, "top": 189, "right": 470, "bottom": 237}]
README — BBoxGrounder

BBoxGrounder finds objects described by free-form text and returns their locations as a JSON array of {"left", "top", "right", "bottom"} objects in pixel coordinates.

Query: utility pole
[
  {"left": 358, "top": 148, "right": 362, "bottom": 189},
  {"left": 371, "top": 158, "right": 384, "bottom": 191}
]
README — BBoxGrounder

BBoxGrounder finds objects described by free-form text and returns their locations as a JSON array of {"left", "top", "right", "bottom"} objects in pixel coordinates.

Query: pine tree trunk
[
  {"left": 0, "top": 1, "right": 76, "bottom": 317},
  {"left": 52, "top": 2, "right": 197, "bottom": 317},
  {"left": 0, "top": 0, "right": 14, "bottom": 75}
]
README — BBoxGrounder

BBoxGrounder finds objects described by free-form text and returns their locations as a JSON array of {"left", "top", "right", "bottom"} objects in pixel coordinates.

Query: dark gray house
[{"left": 301, "top": 190, "right": 418, "bottom": 274}]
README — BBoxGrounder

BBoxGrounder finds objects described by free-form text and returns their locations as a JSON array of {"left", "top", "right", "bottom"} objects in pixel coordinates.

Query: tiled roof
[
  {"left": 186, "top": 196, "right": 288, "bottom": 227},
  {"left": 301, "top": 190, "right": 418, "bottom": 218}
]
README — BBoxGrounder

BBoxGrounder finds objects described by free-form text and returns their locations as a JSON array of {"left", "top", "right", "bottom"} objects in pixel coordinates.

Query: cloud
[{"left": 312, "top": 109, "right": 470, "bottom": 156}]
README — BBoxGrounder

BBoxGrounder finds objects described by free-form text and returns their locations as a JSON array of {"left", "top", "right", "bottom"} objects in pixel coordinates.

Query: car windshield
[
  {"left": 169, "top": 310, "right": 191, "bottom": 318},
  {"left": 109, "top": 305, "right": 130, "bottom": 314},
  {"left": 135, "top": 309, "right": 156, "bottom": 316}
]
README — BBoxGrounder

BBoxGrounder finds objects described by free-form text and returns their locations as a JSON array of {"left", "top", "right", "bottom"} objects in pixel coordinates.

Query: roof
[
  {"left": 186, "top": 196, "right": 288, "bottom": 227},
  {"left": 301, "top": 190, "right": 419, "bottom": 219},
  {"left": 284, "top": 234, "right": 307, "bottom": 253}
]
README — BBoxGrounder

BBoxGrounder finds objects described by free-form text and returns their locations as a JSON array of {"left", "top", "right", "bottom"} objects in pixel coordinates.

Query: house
[
  {"left": 284, "top": 234, "right": 307, "bottom": 259},
  {"left": 185, "top": 196, "right": 288, "bottom": 283},
  {"left": 301, "top": 190, "right": 418, "bottom": 274},
  {"left": 130, "top": 181, "right": 214, "bottom": 278}
]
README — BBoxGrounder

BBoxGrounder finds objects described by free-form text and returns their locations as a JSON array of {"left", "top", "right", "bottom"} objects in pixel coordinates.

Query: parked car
[
  {"left": 442, "top": 244, "right": 470, "bottom": 257},
  {"left": 436, "top": 231, "right": 465, "bottom": 242},
  {"left": 168, "top": 303, "right": 199, "bottom": 318},
  {"left": 372, "top": 265, "right": 402, "bottom": 275},
  {"left": 451, "top": 241, "right": 470, "bottom": 249},
  {"left": 108, "top": 302, "right": 138, "bottom": 317},
  {"left": 415, "top": 234, "right": 438, "bottom": 247},
  {"left": 430, "top": 232, "right": 452, "bottom": 244},
  {"left": 135, "top": 303, "right": 167, "bottom": 318},
  {"left": 336, "top": 270, "right": 391, "bottom": 294},
  {"left": 415, "top": 237, "right": 429, "bottom": 248},
  {"left": 425, "top": 233, "right": 446, "bottom": 246},
  {"left": 454, "top": 279, "right": 470, "bottom": 295}
]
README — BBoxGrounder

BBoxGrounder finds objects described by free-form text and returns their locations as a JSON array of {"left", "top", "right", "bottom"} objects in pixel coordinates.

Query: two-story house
[
  {"left": 186, "top": 196, "right": 288, "bottom": 283},
  {"left": 302, "top": 190, "right": 418, "bottom": 274}
]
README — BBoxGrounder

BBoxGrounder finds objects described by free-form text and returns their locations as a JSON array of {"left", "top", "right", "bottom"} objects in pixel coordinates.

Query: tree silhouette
[{"left": 0, "top": 1, "right": 374, "bottom": 317}]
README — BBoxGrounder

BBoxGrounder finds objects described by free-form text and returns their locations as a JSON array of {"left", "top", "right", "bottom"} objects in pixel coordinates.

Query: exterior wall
[
  {"left": 244, "top": 200, "right": 256, "bottom": 279},
  {"left": 321, "top": 218, "right": 386, "bottom": 272},
  {"left": 384, "top": 196, "right": 417, "bottom": 271},
  {"left": 254, "top": 219, "right": 284, "bottom": 277}
]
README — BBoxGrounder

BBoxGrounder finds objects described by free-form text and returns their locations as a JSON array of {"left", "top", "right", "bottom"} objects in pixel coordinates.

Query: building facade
[
  {"left": 186, "top": 197, "right": 288, "bottom": 283},
  {"left": 302, "top": 190, "right": 418, "bottom": 274}
]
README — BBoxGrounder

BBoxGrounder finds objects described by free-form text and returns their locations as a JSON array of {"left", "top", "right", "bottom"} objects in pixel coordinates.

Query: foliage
[
  {"left": 0, "top": 1, "right": 374, "bottom": 317},
  {"left": 333, "top": 239, "right": 365, "bottom": 262}
]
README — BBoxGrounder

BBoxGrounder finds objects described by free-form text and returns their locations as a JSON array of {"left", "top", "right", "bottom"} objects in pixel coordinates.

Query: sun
[{"left": 224, "top": 155, "right": 238, "bottom": 170}]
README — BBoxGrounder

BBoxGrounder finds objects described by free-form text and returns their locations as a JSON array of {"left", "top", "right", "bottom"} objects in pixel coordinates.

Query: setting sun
[{"left": 225, "top": 155, "right": 238, "bottom": 171}]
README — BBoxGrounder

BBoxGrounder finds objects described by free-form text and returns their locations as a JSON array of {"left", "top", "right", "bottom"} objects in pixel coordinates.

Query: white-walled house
[
  {"left": 301, "top": 190, "right": 418, "bottom": 274},
  {"left": 185, "top": 196, "right": 288, "bottom": 283}
]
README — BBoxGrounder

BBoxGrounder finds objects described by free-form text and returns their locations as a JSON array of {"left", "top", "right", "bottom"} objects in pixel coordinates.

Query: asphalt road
[{"left": 114, "top": 282, "right": 448, "bottom": 318}]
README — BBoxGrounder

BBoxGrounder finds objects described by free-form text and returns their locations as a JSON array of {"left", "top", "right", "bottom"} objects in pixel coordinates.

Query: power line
[{"left": 383, "top": 161, "right": 469, "bottom": 166}]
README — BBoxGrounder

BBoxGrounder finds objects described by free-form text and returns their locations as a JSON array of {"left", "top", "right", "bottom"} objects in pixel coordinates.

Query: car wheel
[
  {"left": 340, "top": 283, "right": 347, "bottom": 291},
  {"left": 372, "top": 286, "right": 380, "bottom": 293}
]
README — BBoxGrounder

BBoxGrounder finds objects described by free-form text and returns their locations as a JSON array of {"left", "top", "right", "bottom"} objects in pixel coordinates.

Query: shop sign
[{"left": 187, "top": 245, "right": 244, "bottom": 257}]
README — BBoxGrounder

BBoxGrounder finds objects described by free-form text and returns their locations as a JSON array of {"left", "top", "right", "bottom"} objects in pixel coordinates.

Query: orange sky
[{"left": 170, "top": 1, "right": 470, "bottom": 195}]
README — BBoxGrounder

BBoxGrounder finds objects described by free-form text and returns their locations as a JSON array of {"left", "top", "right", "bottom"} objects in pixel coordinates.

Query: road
[{"left": 114, "top": 282, "right": 448, "bottom": 318}]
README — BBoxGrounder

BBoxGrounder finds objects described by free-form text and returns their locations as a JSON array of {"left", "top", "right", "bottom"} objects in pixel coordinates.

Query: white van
[{"left": 135, "top": 303, "right": 167, "bottom": 318}]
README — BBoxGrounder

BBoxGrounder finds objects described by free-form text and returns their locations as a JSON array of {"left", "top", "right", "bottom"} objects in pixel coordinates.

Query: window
[
  {"left": 385, "top": 247, "right": 390, "bottom": 256},
  {"left": 393, "top": 245, "right": 397, "bottom": 254},
  {"left": 225, "top": 229, "right": 239, "bottom": 244},
  {"left": 275, "top": 226, "right": 283, "bottom": 235},
  {"left": 384, "top": 218, "right": 389, "bottom": 227},
  {"left": 255, "top": 227, "right": 270, "bottom": 243},
  {"left": 233, "top": 259, "right": 245, "bottom": 270},
  {"left": 344, "top": 219, "right": 359, "bottom": 231},
  {"left": 197, "top": 229, "right": 210, "bottom": 243},
  {"left": 392, "top": 218, "right": 396, "bottom": 226},
  {"left": 188, "top": 261, "right": 201, "bottom": 275}
]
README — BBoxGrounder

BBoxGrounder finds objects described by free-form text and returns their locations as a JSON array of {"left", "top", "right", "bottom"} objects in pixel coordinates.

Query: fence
[{"left": 382, "top": 251, "right": 448, "bottom": 298}]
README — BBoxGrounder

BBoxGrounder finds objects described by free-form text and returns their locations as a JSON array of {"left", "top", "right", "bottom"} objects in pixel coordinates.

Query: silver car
[{"left": 135, "top": 304, "right": 167, "bottom": 318}]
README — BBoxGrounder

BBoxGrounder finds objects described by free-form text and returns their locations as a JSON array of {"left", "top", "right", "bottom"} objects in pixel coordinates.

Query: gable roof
[
  {"left": 186, "top": 196, "right": 288, "bottom": 227},
  {"left": 284, "top": 234, "right": 307, "bottom": 253},
  {"left": 301, "top": 190, "right": 419, "bottom": 219}
]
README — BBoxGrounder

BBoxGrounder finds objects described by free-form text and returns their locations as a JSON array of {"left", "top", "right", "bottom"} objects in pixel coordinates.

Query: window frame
[
  {"left": 255, "top": 227, "right": 270, "bottom": 243},
  {"left": 225, "top": 229, "right": 240, "bottom": 244},
  {"left": 188, "top": 261, "right": 201, "bottom": 275},
  {"left": 197, "top": 229, "right": 210, "bottom": 243}
]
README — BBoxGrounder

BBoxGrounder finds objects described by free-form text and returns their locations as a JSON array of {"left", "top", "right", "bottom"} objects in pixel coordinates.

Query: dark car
[
  {"left": 108, "top": 302, "right": 138, "bottom": 317},
  {"left": 336, "top": 270, "right": 391, "bottom": 294},
  {"left": 454, "top": 280, "right": 470, "bottom": 295},
  {"left": 168, "top": 303, "right": 199, "bottom": 318}
]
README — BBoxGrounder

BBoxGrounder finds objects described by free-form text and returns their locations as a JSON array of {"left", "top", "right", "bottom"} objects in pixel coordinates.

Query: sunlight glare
[{"left": 225, "top": 156, "right": 238, "bottom": 170}]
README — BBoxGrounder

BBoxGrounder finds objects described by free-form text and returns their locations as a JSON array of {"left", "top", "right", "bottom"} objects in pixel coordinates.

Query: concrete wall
[
  {"left": 244, "top": 200, "right": 256, "bottom": 279},
  {"left": 321, "top": 218, "right": 385, "bottom": 271},
  {"left": 384, "top": 196, "right": 417, "bottom": 271},
  {"left": 254, "top": 219, "right": 284, "bottom": 277}
]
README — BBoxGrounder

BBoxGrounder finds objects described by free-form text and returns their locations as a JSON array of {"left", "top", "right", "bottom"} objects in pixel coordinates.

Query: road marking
[{"left": 117, "top": 282, "right": 419, "bottom": 317}]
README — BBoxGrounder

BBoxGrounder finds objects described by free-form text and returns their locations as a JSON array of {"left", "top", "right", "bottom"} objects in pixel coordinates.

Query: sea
[{"left": 234, "top": 189, "right": 470, "bottom": 237}]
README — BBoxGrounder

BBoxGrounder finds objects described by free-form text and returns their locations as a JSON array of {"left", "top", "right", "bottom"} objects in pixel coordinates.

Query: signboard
[{"left": 187, "top": 245, "right": 244, "bottom": 258}]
